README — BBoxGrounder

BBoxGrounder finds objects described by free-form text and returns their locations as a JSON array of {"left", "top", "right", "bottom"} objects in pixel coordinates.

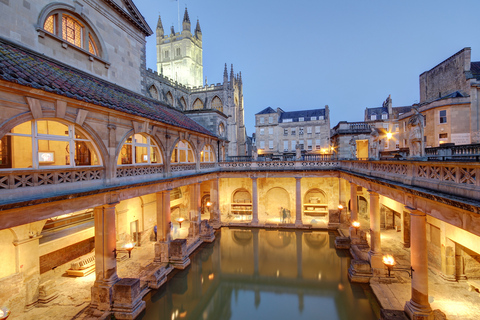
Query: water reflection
[{"left": 139, "top": 228, "right": 377, "bottom": 320}]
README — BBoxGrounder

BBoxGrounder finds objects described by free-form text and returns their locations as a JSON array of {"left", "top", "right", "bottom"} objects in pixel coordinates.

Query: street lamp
[
  {"left": 176, "top": 217, "right": 185, "bottom": 228},
  {"left": 113, "top": 242, "right": 136, "bottom": 259},
  {"left": 0, "top": 307, "right": 11, "bottom": 320},
  {"left": 382, "top": 254, "right": 414, "bottom": 278},
  {"left": 352, "top": 221, "right": 360, "bottom": 234}
]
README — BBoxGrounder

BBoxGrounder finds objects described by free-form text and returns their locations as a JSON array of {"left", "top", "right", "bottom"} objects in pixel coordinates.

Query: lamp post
[
  {"left": 352, "top": 220, "right": 360, "bottom": 236},
  {"left": 382, "top": 254, "right": 414, "bottom": 278},
  {"left": 338, "top": 204, "right": 344, "bottom": 223},
  {"left": 176, "top": 217, "right": 185, "bottom": 228},
  {"left": 113, "top": 242, "right": 136, "bottom": 258}
]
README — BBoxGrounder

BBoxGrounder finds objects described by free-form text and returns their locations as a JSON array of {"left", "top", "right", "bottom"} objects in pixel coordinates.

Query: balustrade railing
[
  {"left": 171, "top": 163, "right": 196, "bottom": 172},
  {"left": 425, "top": 143, "right": 480, "bottom": 161},
  {"left": 200, "top": 162, "right": 216, "bottom": 169},
  {"left": 0, "top": 167, "right": 104, "bottom": 190},
  {"left": 116, "top": 164, "right": 164, "bottom": 178}
]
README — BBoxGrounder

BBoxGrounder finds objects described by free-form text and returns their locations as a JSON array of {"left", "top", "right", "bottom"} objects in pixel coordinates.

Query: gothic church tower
[{"left": 156, "top": 8, "right": 203, "bottom": 88}]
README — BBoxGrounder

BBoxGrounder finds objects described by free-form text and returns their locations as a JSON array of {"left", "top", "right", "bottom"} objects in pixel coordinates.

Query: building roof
[
  {"left": 279, "top": 109, "right": 325, "bottom": 122},
  {"left": 365, "top": 106, "right": 388, "bottom": 118},
  {"left": 0, "top": 39, "right": 214, "bottom": 137},
  {"left": 256, "top": 107, "right": 276, "bottom": 115},
  {"left": 471, "top": 62, "right": 480, "bottom": 80}
]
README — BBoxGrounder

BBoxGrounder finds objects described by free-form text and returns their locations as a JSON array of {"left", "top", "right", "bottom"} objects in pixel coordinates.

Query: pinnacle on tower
[
  {"left": 157, "top": 15, "right": 164, "bottom": 37},
  {"left": 195, "top": 19, "right": 202, "bottom": 39},
  {"left": 182, "top": 7, "right": 191, "bottom": 31},
  {"left": 230, "top": 64, "right": 234, "bottom": 80}
]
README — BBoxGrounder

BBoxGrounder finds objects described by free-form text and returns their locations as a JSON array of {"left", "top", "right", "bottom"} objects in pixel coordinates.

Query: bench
[{"left": 66, "top": 253, "right": 95, "bottom": 277}]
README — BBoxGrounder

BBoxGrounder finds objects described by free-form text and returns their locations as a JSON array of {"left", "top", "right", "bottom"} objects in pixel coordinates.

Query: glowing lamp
[
  {"left": 383, "top": 254, "right": 396, "bottom": 277},
  {"left": 208, "top": 273, "right": 214, "bottom": 280},
  {"left": 352, "top": 221, "right": 360, "bottom": 229},
  {"left": 206, "top": 202, "right": 212, "bottom": 207},
  {"left": 338, "top": 204, "right": 344, "bottom": 210},
  {"left": 0, "top": 308, "right": 10, "bottom": 320},
  {"left": 386, "top": 132, "right": 393, "bottom": 139},
  {"left": 124, "top": 242, "right": 135, "bottom": 258},
  {"left": 176, "top": 217, "right": 185, "bottom": 228}
]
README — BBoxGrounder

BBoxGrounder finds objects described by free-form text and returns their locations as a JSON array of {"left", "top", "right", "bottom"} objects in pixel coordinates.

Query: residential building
[{"left": 254, "top": 106, "right": 330, "bottom": 154}]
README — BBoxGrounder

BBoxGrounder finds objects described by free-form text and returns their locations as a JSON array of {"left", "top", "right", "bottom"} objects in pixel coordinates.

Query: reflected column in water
[
  {"left": 251, "top": 177, "right": 259, "bottom": 225},
  {"left": 253, "top": 229, "right": 259, "bottom": 275},
  {"left": 296, "top": 231, "right": 303, "bottom": 279},
  {"left": 295, "top": 177, "right": 302, "bottom": 226}
]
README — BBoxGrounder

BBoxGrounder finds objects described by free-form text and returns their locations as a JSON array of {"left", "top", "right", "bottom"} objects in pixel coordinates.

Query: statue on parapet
[
  {"left": 369, "top": 128, "right": 380, "bottom": 160},
  {"left": 295, "top": 144, "right": 302, "bottom": 160},
  {"left": 408, "top": 107, "right": 425, "bottom": 159}
]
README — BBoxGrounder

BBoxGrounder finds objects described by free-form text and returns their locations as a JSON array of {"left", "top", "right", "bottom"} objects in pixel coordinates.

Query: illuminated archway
[
  {"left": 117, "top": 133, "right": 163, "bottom": 165},
  {"left": 171, "top": 140, "right": 195, "bottom": 163}
]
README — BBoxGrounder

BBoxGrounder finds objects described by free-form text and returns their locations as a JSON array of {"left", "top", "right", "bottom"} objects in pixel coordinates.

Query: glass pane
[
  {"left": 188, "top": 150, "right": 194, "bottom": 162},
  {"left": 179, "top": 149, "right": 186, "bottom": 163},
  {"left": 200, "top": 151, "right": 204, "bottom": 162},
  {"left": 134, "top": 134, "right": 147, "bottom": 145},
  {"left": 178, "top": 141, "right": 186, "bottom": 149},
  {"left": 37, "top": 121, "right": 69, "bottom": 136},
  {"left": 10, "top": 121, "right": 32, "bottom": 135},
  {"left": 118, "top": 144, "right": 132, "bottom": 165},
  {"left": 88, "top": 34, "right": 98, "bottom": 55},
  {"left": 151, "top": 147, "right": 161, "bottom": 164},
  {"left": 62, "top": 15, "right": 82, "bottom": 47},
  {"left": 171, "top": 148, "right": 178, "bottom": 163},
  {"left": 44, "top": 15, "right": 55, "bottom": 34},
  {"left": 135, "top": 146, "right": 148, "bottom": 163},
  {"left": 38, "top": 140, "right": 69, "bottom": 166},
  {"left": 75, "top": 141, "right": 98, "bottom": 166},
  {"left": 11, "top": 136, "right": 32, "bottom": 168},
  {"left": 75, "top": 130, "right": 88, "bottom": 140}
]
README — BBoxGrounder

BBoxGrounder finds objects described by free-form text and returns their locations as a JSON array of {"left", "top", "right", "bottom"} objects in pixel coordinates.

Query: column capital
[
  {"left": 295, "top": 177, "right": 302, "bottom": 181},
  {"left": 349, "top": 181, "right": 357, "bottom": 186},
  {"left": 367, "top": 190, "right": 379, "bottom": 197},
  {"left": 251, "top": 176, "right": 258, "bottom": 181},
  {"left": 404, "top": 206, "right": 425, "bottom": 216}
]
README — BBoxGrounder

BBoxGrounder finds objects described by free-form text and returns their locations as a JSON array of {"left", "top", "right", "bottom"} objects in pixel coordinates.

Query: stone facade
[{"left": 255, "top": 106, "right": 330, "bottom": 155}]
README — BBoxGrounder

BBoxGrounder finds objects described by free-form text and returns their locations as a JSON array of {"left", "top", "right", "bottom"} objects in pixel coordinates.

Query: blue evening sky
[{"left": 134, "top": 0, "right": 480, "bottom": 135}]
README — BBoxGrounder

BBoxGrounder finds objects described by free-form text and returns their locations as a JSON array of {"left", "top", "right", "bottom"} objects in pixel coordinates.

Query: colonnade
[{"left": 348, "top": 181, "right": 433, "bottom": 319}]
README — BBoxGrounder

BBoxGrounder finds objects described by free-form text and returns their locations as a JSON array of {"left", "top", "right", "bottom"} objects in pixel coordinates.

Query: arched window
[
  {"left": 149, "top": 85, "right": 159, "bottom": 100},
  {"left": 180, "top": 97, "right": 187, "bottom": 110},
  {"left": 211, "top": 96, "right": 223, "bottom": 112},
  {"left": 0, "top": 120, "right": 100, "bottom": 169},
  {"left": 171, "top": 140, "right": 194, "bottom": 163},
  {"left": 200, "top": 144, "right": 215, "bottom": 162},
  {"left": 166, "top": 92, "right": 173, "bottom": 105},
  {"left": 42, "top": 11, "right": 100, "bottom": 56},
  {"left": 193, "top": 98, "right": 203, "bottom": 110},
  {"left": 117, "top": 134, "right": 162, "bottom": 165}
]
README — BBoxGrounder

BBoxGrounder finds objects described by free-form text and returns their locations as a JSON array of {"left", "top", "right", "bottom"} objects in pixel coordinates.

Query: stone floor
[
  {"left": 370, "top": 229, "right": 480, "bottom": 320},
  {"left": 12, "top": 226, "right": 480, "bottom": 320}
]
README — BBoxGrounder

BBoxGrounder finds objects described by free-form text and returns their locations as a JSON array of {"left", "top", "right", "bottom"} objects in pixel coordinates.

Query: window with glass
[
  {"left": 307, "top": 139, "right": 313, "bottom": 150},
  {"left": 268, "top": 128, "right": 273, "bottom": 135},
  {"left": 193, "top": 99, "right": 204, "bottom": 110},
  {"left": 382, "top": 113, "right": 388, "bottom": 120},
  {"left": 268, "top": 116, "right": 273, "bottom": 124},
  {"left": 315, "top": 139, "right": 321, "bottom": 150},
  {"left": 291, "top": 141, "right": 296, "bottom": 151},
  {"left": 211, "top": 96, "right": 223, "bottom": 112},
  {"left": 307, "top": 127, "right": 312, "bottom": 134},
  {"left": 43, "top": 12, "right": 100, "bottom": 56},
  {"left": 259, "top": 117, "right": 264, "bottom": 124},
  {"left": 259, "top": 141, "right": 265, "bottom": 149},
  {"left": 283, "top": 128, "right": 288, "bottom": 135},
  {"left": 371, "top": 114, "right": 377, "bottom": 121},
  {"left": 1, "top": 120, "right": 100, "bottom": 169},
  {"left": 260, "top": 128, "right": 264, "bottom": 135},
  {"left": 439, "top": 110, "right": 447, "bottom": 124},
  {"left": 291, "top": 128, "right": 296, "bottom": 135},
  {"left": 201, "top": 145, "right": 215, "bottom": 162},
  {"left": 283, "top": 141, "right": 288, "bottom": 152},
  {"left": 299, "top": 117, "right": 304, "bottom": 122},
  {"left": 171, "top": 140, "right": 194, "bottom": 163},
  {"left": 269, "top": 140, "right": 274, "bottom": 149},
  {"left": 315, "top": 126, "right": 321, "bottom": 134},
  {"left": 117, "top": 134, "right": 162, "bottom": 165},
  {"left": 299, "top": 127, "right": 304, "bottom": 135},
  {"left": 311, "top": 116, "right": 317, "bottom": 121},
  {"left": 299, "top": 140, "right": 304, "bottom": 150},
  {"left": 319, "top": 116, "right": 324, "bottom": 120}
]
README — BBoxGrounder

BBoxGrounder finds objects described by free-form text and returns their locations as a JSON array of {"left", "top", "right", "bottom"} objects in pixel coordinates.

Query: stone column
[
  {"left": 440, "top": 223, "right": 456, "bottom": 282},
  {"left": 251, "top": 177, "right": 259, "bottom": 225},
  {"left": 210, "top": 178, "right": 220, "bottom": 222},
  {"left": 91, "top": 203, "right": 119, "bottom": 311},
  {"left": 196, "top": 182, "right": 202, "bottom": 225},
  {"left": 349, "top": 182, "right": 358, "bottom": 238},
  {"left": 295, "top": 177, "right": 302, "bottom": 227},
  {"left": 455, "top": 243, "right": 467, "bottom": 281},
  {"left": 368, "top": 190, "right": 383, "bottom": 274},
  {"left": 404, "top": 207, "right": 433, "bottom": 319},
  {"left": 154, "top": 190, "right": 171, "bottom": 263}
]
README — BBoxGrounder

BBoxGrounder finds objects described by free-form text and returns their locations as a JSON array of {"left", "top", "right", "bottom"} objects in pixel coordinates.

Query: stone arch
[
  {"left": 265, "top": 230, "right": 293, "bottom": 249},
  {"left": 231, "top": 188, "right": 251, "bottom": 203},
  {"left": 303, "top": 188, "right": 327, "bottom": 204},
  {"left": 265, "top": 187, "right": 291, "bottom": 219},
  {"left": 170, "top": 138, "right": 197, "bottom": 163},
  {"left": 179, "top": 97, "right": 187, "bottom": 110},
  {"left": 304, "top": 233, "right": 328, "bottom": 249},
  {"left": 193, "top": 98, "right": 204, "bottom": 110},
  {"left": 231, "top": 230, "right": 252, "bottom": 246},
  {"left": 166, "top": 91, "right": 174, "bottom": 106},
  {"left": 37, "top": 3, "right": 107, "bottom": 59},
  {"left": 148, "top": 84, "right": 159, "bottom": 100},
  {"left": 0, "top": 116, "right": 106, "bottom": 169},
  {"left": 211, "top": 96, "right": 223, "bottom": 112},
  {"left": 115, "top": 130, "right": 164, "bottom": 166}
]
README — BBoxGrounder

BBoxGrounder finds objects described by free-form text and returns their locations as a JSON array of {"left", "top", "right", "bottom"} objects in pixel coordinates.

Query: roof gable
[
  {"left": 103, "top": 0, "right": 153, "bottom": 36},
  {"left": 256, "top": 107, "right": 276, "bottom": 115}
]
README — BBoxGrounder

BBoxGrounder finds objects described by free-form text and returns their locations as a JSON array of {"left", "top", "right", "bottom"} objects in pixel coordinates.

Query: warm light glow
[
  {"left": 179, "top": 311, "right": 187, "bottom": 318},
  {"left": 208, "top": 273, "right": 214, "bottom": 280},
  {"left": 0, "top": 310, "right": 4, "bottom": 318},
  {"left": 382, "top": 254, "right": 395, "bottom": 266},
  {"left": 124, "top": 242, "right": 134, "bottom": 249},
  {"left": 206, "top": 202, "right": 212, "bottom": 207},
  {"left": 176, "top": 217, "right": 185, "bottom": 223},
  {"left": 386, "top": 132, "right": 393, "bottom": 139},
  {"left": 338, "top": 204, "right": 344, "bottom": 210},
  {"left": 352, "top": 221, "right": 360, "bottom": 228}
]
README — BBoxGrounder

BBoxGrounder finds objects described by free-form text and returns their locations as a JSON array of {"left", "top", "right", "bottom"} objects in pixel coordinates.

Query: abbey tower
[{"left": 156, "top": 8, "right": 203, "bottom": 88}]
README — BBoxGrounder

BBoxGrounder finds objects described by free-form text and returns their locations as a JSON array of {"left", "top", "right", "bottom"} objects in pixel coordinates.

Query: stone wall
[
  {"left": 419, "top": 48, "right": 471, "bottom": 103},
  {"left": 39, "top": 237, "right": 94, "bottom": 274}
]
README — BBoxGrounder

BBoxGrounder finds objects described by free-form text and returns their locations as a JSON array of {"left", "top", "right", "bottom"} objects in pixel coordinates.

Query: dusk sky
[{"left": 134, "top": 0, "right": 480, "bottom": 135}]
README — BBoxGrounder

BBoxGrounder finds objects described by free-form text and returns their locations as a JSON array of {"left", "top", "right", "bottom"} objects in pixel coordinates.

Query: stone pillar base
[
  {"left": 368, "top": 251, "right": 385, "bottom": 276},
  {"left": 348, "top": 259, "right": 373, "bottom": 283},
  {"left": 154, "top": 241, "right": 170, "bottom": 264},
  {"left": 140, "top": 264, "right": 172, "bottom": 289},
  {"left": 170, "top": 239, "right": 191, "bottom": 269},
  {"left": 439, "top": 272, "right": 456, "bottom": 282},
  {"left": 111, "top": 278, "right": 146, "bottom": 320},
  {"left": 200, "top": 220, "right": 215, "bottom": 243},
  {"left": 188, "top": 221, "right": 200, "bottom": 238},
  {"left": 91, "top": 282, "right": 115, "bottom": 312},
  {"left": 295, "top": 220, "right": 303, "bottom": 228},
  {"left": 209, "top": 218, "right": 222, "bottom": 229},
  {"left": 404, "top": 300, "right": 433, "bottom": 320}
]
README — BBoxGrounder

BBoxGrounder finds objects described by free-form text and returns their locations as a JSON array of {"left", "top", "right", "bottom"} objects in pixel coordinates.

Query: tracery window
[
  {"left": 193, "top": 98, "right": 204, "bottom": 110},
  {"left": 1, "top": 120, "right": 100, "bottom": 169},
  {"left": 43, "top": 12, "right": 100, "bottom": 56},
  {"left": 171, "top": 140, "right": 194, "bottom": 163},
  {"left": 211, "top": 96, "right": 223, "bottom": 112},
  {"left": 166, "top": 92, "right": 173, "bottom": 106},
  {"left": 149, "top": 85, "right": 159, "bottom": 100},
  {"left": 200, "top": 145, "right": 215, "bottom": 162},
  {"left": 117, "top": 134, "right": 162, "bottom": 165}
]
